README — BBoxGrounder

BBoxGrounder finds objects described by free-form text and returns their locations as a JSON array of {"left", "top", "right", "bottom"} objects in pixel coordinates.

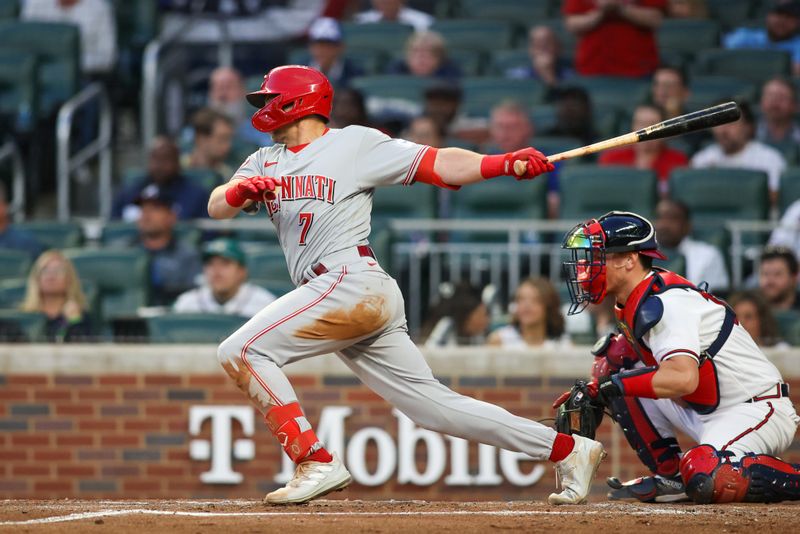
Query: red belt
[{"left": 301, "top": 245, "right": 375, "bottom": 285}]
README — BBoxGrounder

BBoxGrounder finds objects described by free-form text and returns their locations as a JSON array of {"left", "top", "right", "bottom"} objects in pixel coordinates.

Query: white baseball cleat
[
  {"left": 265, "top": 453, "right": 352, "bottom": 505},
  {"left": 548, "top": 435, "right": 607, "bottom": 505}
]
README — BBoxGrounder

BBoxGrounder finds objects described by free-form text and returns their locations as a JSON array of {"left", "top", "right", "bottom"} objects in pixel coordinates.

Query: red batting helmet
[{"left": 246, "top": 65, "right": 334, "bottom": 133}]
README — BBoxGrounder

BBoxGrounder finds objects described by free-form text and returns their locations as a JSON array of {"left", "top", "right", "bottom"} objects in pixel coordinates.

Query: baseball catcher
[{"left": 554, "top": 211, "right": 800, "bottom": 504}]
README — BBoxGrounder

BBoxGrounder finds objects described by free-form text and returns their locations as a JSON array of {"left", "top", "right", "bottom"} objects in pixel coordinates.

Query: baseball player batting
[
  {"left": 556, "top": 211, "right": 800, "bottom": 503},
  {"left": 208, "top": 65, "right": 605, "bottom": 505}
]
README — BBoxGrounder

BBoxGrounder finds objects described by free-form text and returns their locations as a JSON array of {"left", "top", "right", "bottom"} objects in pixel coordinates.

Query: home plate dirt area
[{"left": 0, "top": 499, "right": 797, "bottom": 533}]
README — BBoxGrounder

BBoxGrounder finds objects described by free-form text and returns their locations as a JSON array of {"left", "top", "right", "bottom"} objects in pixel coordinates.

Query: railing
[
  {"left": 0, "top": 139, "right": 25, "bottom": 222},
  {"left": 727, "top": 219, "right": 781, "bottom": 288},
  {"left": 55, "top": 82, "right": 113, "bottom": 221}
]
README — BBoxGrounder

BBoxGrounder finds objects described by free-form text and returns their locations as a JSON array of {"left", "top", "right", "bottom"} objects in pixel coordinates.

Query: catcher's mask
[{"left": 562, "top": 211, "right": 666, "bottom": 315}]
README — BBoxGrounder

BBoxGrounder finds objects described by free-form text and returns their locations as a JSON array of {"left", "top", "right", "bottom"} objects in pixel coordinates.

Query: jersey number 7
[{"left": 298, "top": 212, "right": 314, "bottom": 246}]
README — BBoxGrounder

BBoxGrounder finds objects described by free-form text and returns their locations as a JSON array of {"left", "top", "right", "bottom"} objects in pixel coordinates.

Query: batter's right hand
[
  {"left": 508, "top": 148, "right": 554, "bottom": 180},
  {"left": 225, "top": 176, "right": 279, "bottom": 207}
]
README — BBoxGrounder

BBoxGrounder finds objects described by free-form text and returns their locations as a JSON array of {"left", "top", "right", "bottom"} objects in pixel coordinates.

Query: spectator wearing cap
[
  {"left": 563, "top": 0, "right": 666, "bottom": 78},
  {"left": 599, "top": 104, "right": 689, "bottom": 196},
  {"left": 355, "top": 0, "right": 434, "bottom": 32},
  {"left": 207, "top": 66, "right": 272, "bottom": 147},
  {"left": 504, "top": 25, "right": 574, "bottom": 86},
  {"left": 691, "top": 101, "right": 786, "bottom": 208},
  {"left": 757, "top": 246, "right": 800, "bottom": 312},
  {"left": 724, "top": 0, "right": 800, "bottom": 76},
  {"left": 306, "top": 17, "right": 364, "bottom": 89},
  {"left": 757, "top": 77, "right": 800, "bottom": 149},
  {"left": 173, "top": 239, "right": 277, "bottom": 316},
  {"left": 386, "top": 31, "right": 461, "bottom": 81},
  {"left": 182, "top": 108, "right": 235, "bottom": 180},
  {"left": 112, "top": 136, "right": 210, "bottom": 221},
  {"left": 129, "top": 185, "right": 202, "bottom": 307},
  {"left": 653, "top": 198, "right": 729, "bottom": 291}
]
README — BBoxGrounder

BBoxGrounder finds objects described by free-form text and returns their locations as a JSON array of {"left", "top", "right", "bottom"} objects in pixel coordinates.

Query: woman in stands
[
  {"left": 489, "top": 277, "right": 568, "bottom": 349},
  {"left": 386, "top": 30, "right": 461, "bottom": 81},
  {"left": 20, "top": 250, "right": 93, "bottom": 343},
  {"left": 728, "top": 290, "right": 788, "bottom": 349}
]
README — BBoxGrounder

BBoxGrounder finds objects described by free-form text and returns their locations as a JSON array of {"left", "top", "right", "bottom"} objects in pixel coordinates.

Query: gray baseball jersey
[{"left": 232, "top": 126, "right": 429, "bottom": 285}]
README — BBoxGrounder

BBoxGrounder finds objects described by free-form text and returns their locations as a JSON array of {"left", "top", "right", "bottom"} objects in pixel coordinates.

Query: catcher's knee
[{"left": 610, "top": 397, "right": 681, "bottom": 477}]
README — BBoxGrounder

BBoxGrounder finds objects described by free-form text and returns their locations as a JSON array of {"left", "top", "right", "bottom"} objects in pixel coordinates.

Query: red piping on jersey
[
  {"left": 402, "top": 145, "right": 427, "bottom": 186},
  {"left": 238, "top": 267, "right": 347, "bottom": 406},
  {"left": 721, "top": 401, "right": 775, "bottom": 451},
  {"left": 287, "top": 128, "right": 330, "bottom": 153},
  {"left": 412, "top": 147, "right": 461, "bottom": 190}
]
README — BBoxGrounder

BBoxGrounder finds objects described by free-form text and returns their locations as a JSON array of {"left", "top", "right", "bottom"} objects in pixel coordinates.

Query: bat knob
[{"left": 513, "top": 160, "right": 527, "bottom": 176}]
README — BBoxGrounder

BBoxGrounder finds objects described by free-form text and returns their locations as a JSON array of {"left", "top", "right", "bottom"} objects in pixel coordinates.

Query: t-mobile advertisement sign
[{"left": 189, "top": 405, "right": 545, "bottom": 487}]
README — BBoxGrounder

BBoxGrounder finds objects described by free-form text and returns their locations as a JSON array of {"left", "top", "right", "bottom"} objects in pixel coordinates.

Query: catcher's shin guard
[
  {"left": 680, "top": 444, "right": 800, "bottom": 504},
  {"left": 610, "top": 397, "right": 681, "bottom": 477}
]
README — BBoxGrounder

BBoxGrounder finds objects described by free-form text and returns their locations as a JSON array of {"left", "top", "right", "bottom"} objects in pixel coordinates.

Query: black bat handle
[{"left": 636, "top": 101, "right": 742, "bottom": 142}]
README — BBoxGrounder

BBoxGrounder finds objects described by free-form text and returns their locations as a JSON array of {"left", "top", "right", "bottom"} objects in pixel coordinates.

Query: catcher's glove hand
[{"left": 553, "top": 379, "right": 605, "bottom": 439}]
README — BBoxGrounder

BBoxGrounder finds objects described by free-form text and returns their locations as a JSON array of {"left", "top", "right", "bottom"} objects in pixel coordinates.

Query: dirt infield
[{"left": 0, "top": 498, "right": 797, "bottom": 533}]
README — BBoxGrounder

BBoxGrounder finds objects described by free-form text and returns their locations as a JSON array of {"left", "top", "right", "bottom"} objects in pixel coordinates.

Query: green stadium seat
[
  {"left": 686, "top": 76, "right": 756, "bottom": 111},
  {"left": 17, "top": 221, "right": 83, "bottom": 249},
  {"left": 146, "top": 313, "right": 248, "bottom": 343},
  {"left": 489, "top": 49, "right": 530, "bottom": 77},
  {"left": 111, "top": 0, "right": 158, "bottom": 106},
  {"left": 63, "top": 248, "right": 149, "bottom": 319},
  {"left": 653, "top": 249, "right": 687, "bottom": 278},
  {"left": 342, "top": 22, "right": 414, "bottom": 54},
  {"left": 251, "top": 278, "right": 295, "bottom": 298},
  {"left": 0, "top": 21, "right": 80, "bottom": 117},
  {"left": 460, "top": 0, "right": 553, "bottom": 25},
  {"left": 0, "top": 249, "right": 32, "bottom": 279},
  {"left": 244, "top": 248, "right": 291, "bottom": 283},
  {"left": 657, "top": 19, "right": 720, "bottom": 58},
  {"left": 779, "top": 168, "right": 800, "bottom": 214},
  {"left": 530, "top": 136, "right": 582, "bottom": 160},
  {"left": 430, "top": 20, "right": 514, "bottom": 52},
  {"left": 669, "top": 168, "right": 769, "bottom": 245},
  {"left": 448, "top": 49, "right": 483, "bottom": 76},
  {"left": 692, "top": 49, "right": 791, "bottom": 86},
  {"left": 461, "top": 77, "right": 546, "bottom": 117},
  {"left": 570, "top": 76, "right": 650, "bottom": 112},
  {"left": 558, "top": 166, "right": 658, "bottom": 221},
  {"left": 530, "top": 106, "right": 558, "bottom": 133},
  {"left": 350, "top": 75, "right": 436, "bottom": 104},
  {"left": 286, "top": 48, "right": 384, "bottom": 76},
  {"left": 0, "top": 278, "right": 26, "bottom": 309},
  {"left": 774, "top": 309, "right": 800, "bottom": 344},
  {"left": 372, "top": 184, "right": 437, "bottom": 223},
  {"left": 0, "top": 50, "right": 37, "bottom": 134},
  {"left": 0, "top": 310, "right": 46, "bottom": 341},
  {"left": 452, "top": 176, "right": 547, "bottom": 220},
  {"left": 101, "top": 221, "right": 199, "bottom": 248},
  {"left": 0, "top": 0, "right": 18, "bottom": 18},
  {"left": 184, "top": 167, "right": 222, "bottom": 192},
  {"left": 707, "top": 0, "right": 755, "bottom": 31}
]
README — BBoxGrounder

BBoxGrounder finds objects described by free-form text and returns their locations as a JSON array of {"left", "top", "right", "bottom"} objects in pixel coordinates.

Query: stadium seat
[
  {"left": 669, "top": 168, "right": 769, "bottom": 245},
  {"left": 657, "top": 19, "right": 720, "bottom": 58},
  {"left": 251, "top": 278, "right": 295, "bottom": 298},
  {"left": 350, "top": 75, "right": 436, "bottom": 104},
  {"left": 17, "top": 221, "right": 83, "bottom": 249},
  {"left": 63, "top": 248, "right": 149, "bottom": 319},
  {"left": 530, "top": 136, "right": 582, "bottom": 159},
  {"left": 558, "top": 166, "right": 658, "bottom": 221},
  {"left": 184, "top": 167, "right": 222, "bottom": 192},
  {"left": 774, "top": 309, "right": 800, "bottom": 345},
  {"left": 244, "top": 248, "right": 292, "bottom": 283},
  {"left": 0, "top": 249, "right": 32, "bottom": 279},
  {"left": 0, "top": 0, "right": 18, "bottom": 18},
  {"left": 447, "top": 49, "right": 483, "bottom": 76},
  {"left": 0, "top": 310, "right": 46, "bottom": 342},
  {"left": 146, "top": 313, "right": 249, "bottom": 343},
  {"left": 286, "top": 48, "right": 383, "bottom": 76},
  {"left": 111, "top": 0, "right": 158, "bottom": 106},
  {"left": 570, "top": 76, "right": 650, "bottom": 112},
  {"left": 0, "top": 277, "right": 26, "bottom": 309},
  {"left": 461, "top": 77, "right": 546, "bottom": 117},
  {"left": 779, "top": 168, "right": 800, "bottom": 214},
  {"left": 0, "top": 21, "right": 80, "bottom": 117},
  {"left": 686, "top": 76, "right": 756, "bottom": 111},
  {"left": 342, "top": 22, "right": 414, "bottom": 55},
  {"left": 707, "top": 0, "right": 755, "bottom": 31},
  {"left": 489, "top": 49, "right": 530, "bottom": 77},
  {"left": 529, "top": 106, "right": 559, "bottom": 133},
  {"left": 692, "top": 49, "right": 791, "bottom": 86},
  {"left": 460, "top": 0, "right": 553, "bottom": 25},
  {"left": 430, "top": 20, "right": 514, "bottom": 52},
  {"left": 0, "top": 50, "right": 37, "bottom": 134},
  {"left": 373, "top": 183, "right": 437, "bottom": 222},
  {"left": 654, "top": 249, "right": 687, "bottom": 278}
]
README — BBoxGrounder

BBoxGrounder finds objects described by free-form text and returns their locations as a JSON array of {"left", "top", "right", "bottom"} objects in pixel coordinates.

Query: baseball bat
[{"left": 513, "top": 101, "right": 741, "bottom": 174}]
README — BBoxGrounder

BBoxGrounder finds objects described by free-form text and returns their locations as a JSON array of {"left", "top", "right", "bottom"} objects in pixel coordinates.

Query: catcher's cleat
[
  {"left": 607, "top": 474, "right": 689, "bottom": 503},
  {"left": 265, "top": 453, "right": 352, "bottom": 505},
  {"left": 548, "top": 434, "right": 607, "bottom": 505}
]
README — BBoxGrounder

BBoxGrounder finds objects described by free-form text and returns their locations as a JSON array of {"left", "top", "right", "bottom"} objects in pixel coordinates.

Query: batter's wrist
[
  {"left": 480, "top": 154, "right": 510, "bottom": 179},
  {"left": 225, "top": 184, "right": 246, "bottom": 207}
]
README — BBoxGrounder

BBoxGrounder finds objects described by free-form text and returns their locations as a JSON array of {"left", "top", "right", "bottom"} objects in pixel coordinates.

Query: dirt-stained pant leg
[
  {"left": 217, "top": 265, "right": 394, "bottom": 413},
  {"left": 335, "top": 277, "right": 559, "bottom": 459}
]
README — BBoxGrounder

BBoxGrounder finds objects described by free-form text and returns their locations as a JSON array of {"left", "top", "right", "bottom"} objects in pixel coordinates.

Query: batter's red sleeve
[{"left": 413, "top": 147, "right": 461, "bottom": 190}]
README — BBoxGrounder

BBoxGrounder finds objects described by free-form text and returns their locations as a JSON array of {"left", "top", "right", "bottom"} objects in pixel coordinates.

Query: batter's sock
[
  {"left": 265, "top": 402, "right": 329, "bottom": 464},
  {"left": 549, "top": 433, "right": 575, "bottom": 462}
]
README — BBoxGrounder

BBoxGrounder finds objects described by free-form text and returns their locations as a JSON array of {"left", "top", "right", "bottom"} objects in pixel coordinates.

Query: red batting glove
[
  {"left": 480, "top": 147, "right": 554, "bottom": 181},
  {"left": 225, "top": 176, "right": 278, "bottom": 207}
]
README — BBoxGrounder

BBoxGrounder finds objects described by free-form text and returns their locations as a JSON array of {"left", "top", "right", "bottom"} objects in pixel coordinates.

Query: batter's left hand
[{"left": 508, "top": 148, "right": 554, "bottom": 180}]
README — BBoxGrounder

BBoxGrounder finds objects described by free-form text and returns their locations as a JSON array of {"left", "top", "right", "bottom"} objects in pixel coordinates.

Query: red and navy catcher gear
[
  {"left": 562, "top": 211, "right": 666, "bottom": 315},
  {"left": 247, "top": 65, "right": 334, "bottom": 133}
]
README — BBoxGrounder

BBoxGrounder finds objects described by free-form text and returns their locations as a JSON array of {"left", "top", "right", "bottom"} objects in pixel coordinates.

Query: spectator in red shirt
[
  {"left": 598, "top": 103, "right": 688, "bottom": 196},
  {"left": 563, "top": 0, "right": 667, "bottom": 77}
]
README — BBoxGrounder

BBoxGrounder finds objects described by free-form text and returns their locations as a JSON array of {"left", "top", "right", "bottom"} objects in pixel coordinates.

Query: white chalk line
[{"left": 0, "top": 507, "right": 700, "bottom": 526}]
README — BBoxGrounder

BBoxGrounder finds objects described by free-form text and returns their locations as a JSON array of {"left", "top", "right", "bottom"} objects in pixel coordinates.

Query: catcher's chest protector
[{"left": 614, "top": 269, "right": 736, "bottom": 415}]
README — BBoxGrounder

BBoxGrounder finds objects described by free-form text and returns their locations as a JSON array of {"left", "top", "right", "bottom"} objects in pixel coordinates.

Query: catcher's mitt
[{"left": 554, "top": 379, "right": 605, "bottom": 439}]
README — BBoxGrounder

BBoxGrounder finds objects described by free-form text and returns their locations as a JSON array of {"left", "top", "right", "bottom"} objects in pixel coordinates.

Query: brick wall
[{"left": 1, "top": 356, "right": 798, "bottom": 500}]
